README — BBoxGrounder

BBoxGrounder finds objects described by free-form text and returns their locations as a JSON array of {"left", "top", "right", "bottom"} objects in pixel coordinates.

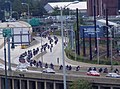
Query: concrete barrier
[{"left": 0, "top": 38, "right": 4, "bottom": 49}]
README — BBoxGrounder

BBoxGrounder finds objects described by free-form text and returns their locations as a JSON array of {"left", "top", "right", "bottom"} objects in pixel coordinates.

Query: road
[
  {"left": 40, "top": 36, "right": 77, "bottom": 66},
  {"left": 0, "top": 34, "right": 119, "bottom": 71},
  {"left": 0, "top": 35, "right": 77, "bottom": 66}
]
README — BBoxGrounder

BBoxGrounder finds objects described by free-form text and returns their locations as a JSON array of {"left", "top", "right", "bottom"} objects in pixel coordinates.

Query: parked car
[
  {"left": 16, "top": 68, "right": 28, "bottom": 72},
  {"left": 42, "top": 68, "right": 55, "bottom": 74},
  {"left": 87, "top": 70, "right": 100, "bottom": 76},
  {"left": 106, "top": 73, "right": 120, "bottom": 78}
]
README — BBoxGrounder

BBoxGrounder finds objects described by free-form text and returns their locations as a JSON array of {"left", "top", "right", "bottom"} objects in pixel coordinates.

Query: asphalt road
[{"left": 0, "top": 35, "right": 119, "bottom": 72}]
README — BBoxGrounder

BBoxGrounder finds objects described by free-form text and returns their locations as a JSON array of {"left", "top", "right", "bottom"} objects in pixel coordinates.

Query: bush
[
  {"left": 69, "top": 79, "right": 92, "bottom": 89},
  {"left": 65, "top": 48, "right": 120, "bottom": 65}
]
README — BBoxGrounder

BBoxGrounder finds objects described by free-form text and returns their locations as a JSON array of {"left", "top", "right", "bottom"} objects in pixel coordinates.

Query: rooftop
[
  {"left": 48, "top": 1, "right": 87, "bottom": 10},
  {"left": 44, "top": 1, "right": 87, "bottom": 13}
]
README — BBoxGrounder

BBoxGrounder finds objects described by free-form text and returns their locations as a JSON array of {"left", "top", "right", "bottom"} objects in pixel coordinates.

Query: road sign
[
  {"left": 29, "top": 18, "right": 40, "bottom": 26},
  {"left": 80, "top": 25, "right": 104, "bottom": 38},
  {"left": 2, "top": 28, "right": 12, "bottom": 37}
]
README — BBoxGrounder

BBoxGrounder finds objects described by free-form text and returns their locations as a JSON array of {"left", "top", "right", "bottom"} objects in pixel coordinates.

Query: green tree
[
  {"left": 51, "top": 6, "right": 60, "bottom": 15},
  {"left": 69, "top": 79, "right": 93, "bottom": 89},
  {"left": 12, "top": 0, "right": 22, "bottom": 13}
]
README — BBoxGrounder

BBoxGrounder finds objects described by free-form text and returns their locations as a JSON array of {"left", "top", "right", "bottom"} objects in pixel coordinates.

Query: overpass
[{"left": 0, "top": 69, "right": 120, "bottom": 89}]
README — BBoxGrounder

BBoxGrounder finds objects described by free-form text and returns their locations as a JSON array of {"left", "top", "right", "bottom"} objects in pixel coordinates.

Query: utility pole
[
  {"left": 76, "top": 8, "right": 80, "bottom": 55},
  {"left": 82, "top": 29, "right": 86, "bottom": 56},
  {"left": 93, "top": 0, "right": 97, "bottom": 51},
  {"left": 89, "top": 34, "right": 92, "bottom": 60},
  {"left": 106, "top": 7, "right": 109, "bottom": 58}
]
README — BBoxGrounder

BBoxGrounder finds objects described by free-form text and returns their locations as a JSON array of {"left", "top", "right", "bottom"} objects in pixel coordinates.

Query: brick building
[
  {"left": 118, "top": 0, "right": 120, "bottom": 13},
  {"left": 87, "top": 0, "right": 118, "bottom": 16}
]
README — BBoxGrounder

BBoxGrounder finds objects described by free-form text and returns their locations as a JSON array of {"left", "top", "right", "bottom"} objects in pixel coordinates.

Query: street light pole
[
  {"left": 71, "top": 29, "right": 77, "bottom": 60},
  {"left": 97, "top": 32, "right": 100, "bottom": 64},
  {"left": 12, "top": 11, "right": 19, "bottom": 20},
  {"left": 4, "top": 37, "right": 8, "bottom": 89},
  {"left": 109, "top": 26, "right": 114, "bottom": 72},
  {"left": 60, "top": 1, "right": 79, "bottom": 89},
  {"left": 65, "top": 29, "right": 76, "bottom": 60},
  {"left": 22, "top": 3, "right": 30, "bottom": 22},
  {"left": 110, "top": 32, "right": 113, "bottom": 72},
  {"left": 7, "top": 35, "right": 11, "bottom": 71},
  {"left": 60, "top": 7, "right": 67, "bottom": 89},
  {"left": 105, "top": 26, "right": 115, "bottom": 71}
]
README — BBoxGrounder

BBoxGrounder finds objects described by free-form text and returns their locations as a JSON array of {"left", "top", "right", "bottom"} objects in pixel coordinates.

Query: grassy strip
[{"left": 65, "top": 49, "right": 120, "bottom": 65}]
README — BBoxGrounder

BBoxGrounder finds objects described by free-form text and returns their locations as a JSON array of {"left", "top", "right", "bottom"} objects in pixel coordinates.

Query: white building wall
[{"left": 0, "top": 21, "right": 32, "bottom": 45}]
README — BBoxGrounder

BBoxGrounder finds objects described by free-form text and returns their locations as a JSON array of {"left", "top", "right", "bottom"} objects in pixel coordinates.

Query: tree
[
  {"left": 12, "top": 0, "right": 22, "bottom": 13},
  {"left": 69, "top": 79, "right": 93, "bottom": 89},
  {"left": 51, "top": 6, "right": 60, "bottom": 15}
]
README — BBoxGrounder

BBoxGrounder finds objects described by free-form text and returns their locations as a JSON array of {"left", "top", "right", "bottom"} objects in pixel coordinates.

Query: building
[
  {"left": 87, "top": 0, "right": 118, "bottom": 16},
  {"left": 118, "top": 0, "right": 120, "bottom": 13},
  {"left": 44, "top": 1, "right": 87, "bottom": 14}
]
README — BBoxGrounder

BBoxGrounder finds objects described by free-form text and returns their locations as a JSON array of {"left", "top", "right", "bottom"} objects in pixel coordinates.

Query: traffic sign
[
  {"left": 2, "top": 28, "right": 12, "bottom": 37},
  {"left": 80, "top": 25, "right": 104, "bottom": 38},
  {"left": 29, "top": 18, "right": 40, "bottom": 26}
]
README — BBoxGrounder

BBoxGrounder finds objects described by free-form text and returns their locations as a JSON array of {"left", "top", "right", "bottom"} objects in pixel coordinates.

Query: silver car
[
  {"left": 106, "top": 73, "right": 120, "bottom": 78},
  {"left": 16, "top": 63, "right": 28, "bottom": 72},
  {"left": 43, "top": 68, "right": 55, "bottom": 74}
]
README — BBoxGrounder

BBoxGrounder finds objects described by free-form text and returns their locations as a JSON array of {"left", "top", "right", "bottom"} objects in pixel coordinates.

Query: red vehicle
[{"left": 87, "top": 70, "right": 100, "bottom": 76}]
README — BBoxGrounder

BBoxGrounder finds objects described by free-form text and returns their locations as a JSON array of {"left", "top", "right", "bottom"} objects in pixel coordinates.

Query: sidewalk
[{"left": 0, "top": 38, "right": 4, "bottom": 49}]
